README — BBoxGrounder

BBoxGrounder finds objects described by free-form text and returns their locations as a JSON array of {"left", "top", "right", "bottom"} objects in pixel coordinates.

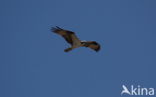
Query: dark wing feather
[
  {"left": 83, "top": 41, "right": 100, "bottom": 52},
  {"left": 51, "top": 26, "right": 76, "bottom": 45}
]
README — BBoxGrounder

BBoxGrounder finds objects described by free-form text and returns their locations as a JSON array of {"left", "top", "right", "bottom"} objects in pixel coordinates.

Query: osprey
[{"left": 51, "top": 26, "right": 101, "bottom": 52}]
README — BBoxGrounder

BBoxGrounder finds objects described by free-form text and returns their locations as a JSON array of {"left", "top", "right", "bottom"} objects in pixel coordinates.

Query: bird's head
[{"left": 81, "top": 40, "right": 87, "bottom": 45}]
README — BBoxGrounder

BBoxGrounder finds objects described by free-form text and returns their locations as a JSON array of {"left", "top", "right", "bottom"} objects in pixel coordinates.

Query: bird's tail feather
[{"left": 64, "top": 48, "right": 72, "bottom": 52}]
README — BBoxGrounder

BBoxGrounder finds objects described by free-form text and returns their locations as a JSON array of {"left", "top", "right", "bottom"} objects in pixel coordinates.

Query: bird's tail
[{"left": 64, "top": 48, "right": 73, "bottom": 52}]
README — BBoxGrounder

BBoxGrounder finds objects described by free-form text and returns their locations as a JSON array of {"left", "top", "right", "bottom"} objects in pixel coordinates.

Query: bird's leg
[{"left": 64, "top": 47, "right": 73, "bottom": 52}]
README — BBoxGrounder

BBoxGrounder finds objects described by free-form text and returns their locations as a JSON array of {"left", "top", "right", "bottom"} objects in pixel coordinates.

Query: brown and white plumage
[{"left": 51, "top": 26, "right": 101, "bottom": 52}]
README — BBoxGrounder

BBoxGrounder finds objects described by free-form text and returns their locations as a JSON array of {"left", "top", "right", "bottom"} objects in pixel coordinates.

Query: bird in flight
[{"left": 51, "top": 26, "right": 101, "bottom": 52}]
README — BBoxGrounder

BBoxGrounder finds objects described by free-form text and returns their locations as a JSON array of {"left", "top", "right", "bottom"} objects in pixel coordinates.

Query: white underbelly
[
  {"left": 73, "top": 42, "right": 81, "bottom": 48},
  {"left": 71, "top": 34, "right": 81, "bottom": 48}
]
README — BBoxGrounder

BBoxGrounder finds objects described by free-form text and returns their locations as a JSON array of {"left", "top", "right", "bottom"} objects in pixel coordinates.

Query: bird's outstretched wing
[
  {"left": 83, "top": 41, "right": 100, "bottom": 52},
  {"left": 51, "top": 26, "right": 80, "bottom": 45}
]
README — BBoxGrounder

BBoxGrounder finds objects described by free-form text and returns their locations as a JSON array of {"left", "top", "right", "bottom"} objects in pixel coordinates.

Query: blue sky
[{"left": 0, "top": 0, "right": 156, "bottom": 97}]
